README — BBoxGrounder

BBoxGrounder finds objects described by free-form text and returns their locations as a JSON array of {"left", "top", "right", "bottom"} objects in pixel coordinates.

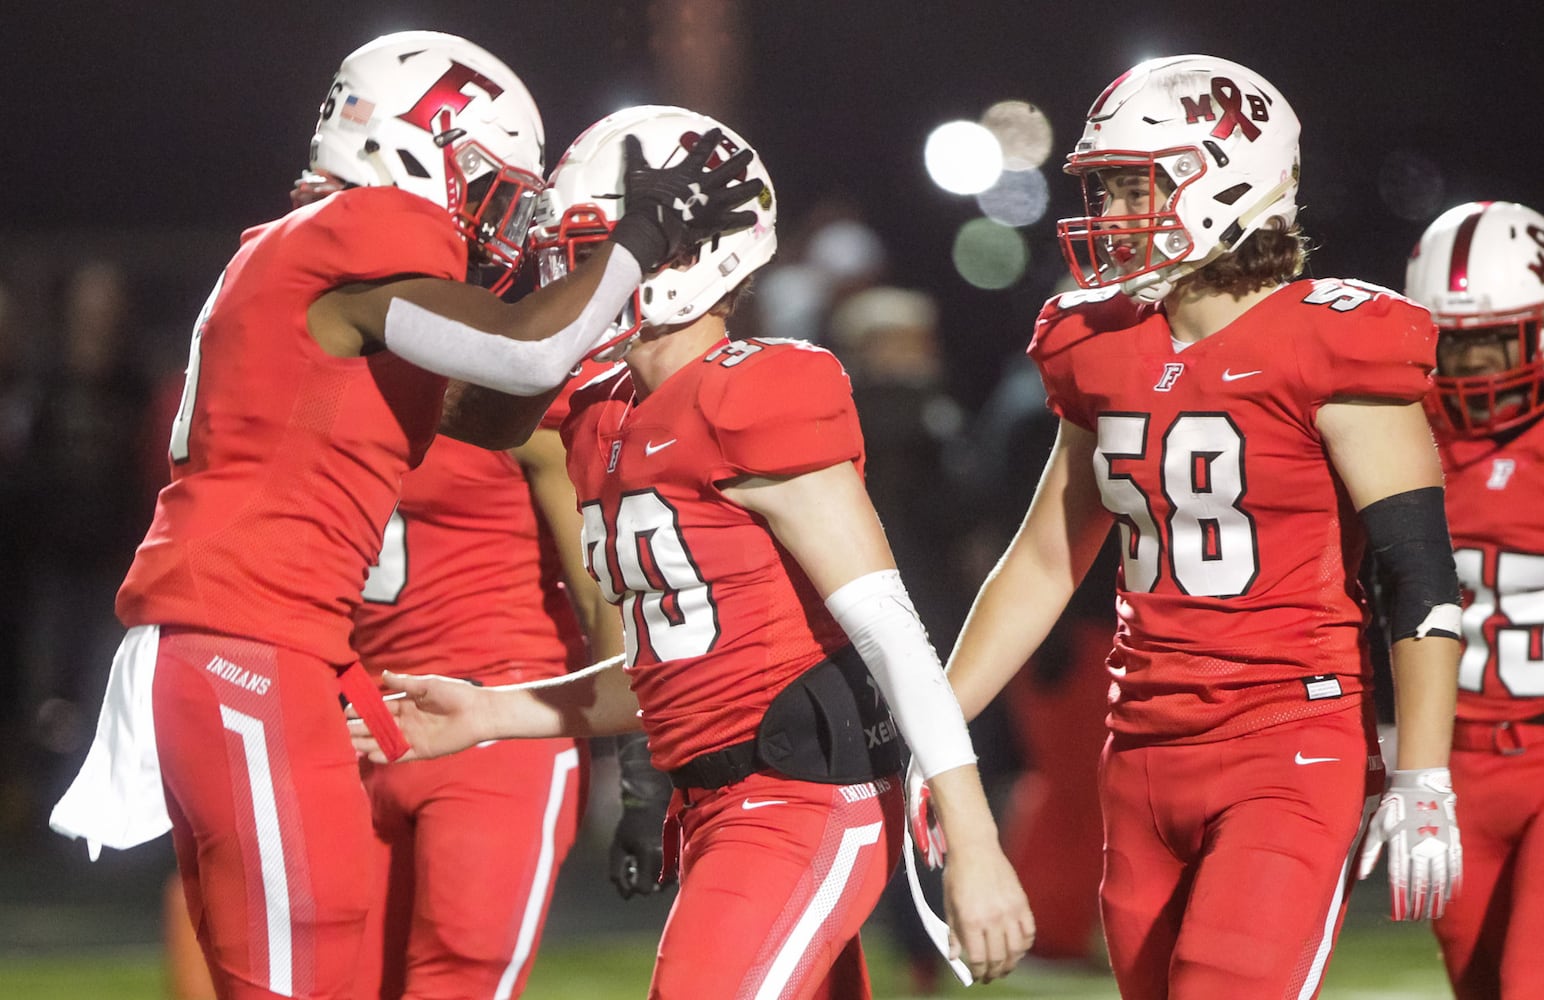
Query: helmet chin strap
[{"left": 1124, "top": 273, "right": 1173, "bottom": 303}]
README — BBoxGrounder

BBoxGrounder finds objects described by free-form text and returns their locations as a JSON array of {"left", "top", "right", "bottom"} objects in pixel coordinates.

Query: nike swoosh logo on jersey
[
  {"left": 1221, "top": 368, "right": 1263, "bottom": 381},
  {"left": 1294, "top": 752, "right": 1340, "bottom": 765},
  {"left": 741, "top": 798, "right": 788, "bottom": 810},
  {"left": 644, "top": 438, "right": 678, "bottom": 456}
]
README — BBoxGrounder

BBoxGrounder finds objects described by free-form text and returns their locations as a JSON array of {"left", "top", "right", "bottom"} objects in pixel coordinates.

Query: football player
[
  {"left": 349, "top": 371, "right": 622, "bottom": 999},
  {"left": 940, "top": 55, "right": 1463, "bottom": 998},
  {"left": 50, "top": 32, "right": 760, "bottom": 1000},
  {"left": 1406, "top": 200, "right": 1544, "bottom": 1000},
  {"left": 351, "top": 105, "right": 1036, "bottom": 996}
]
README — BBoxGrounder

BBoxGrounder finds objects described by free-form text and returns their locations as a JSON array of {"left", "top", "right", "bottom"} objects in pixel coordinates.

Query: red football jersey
[
  {"left": 1439, "top": 417, "right": 1544, "bottom": 723},
  {"left": 118, "top": 187, "right": 464, "bottom": 665},
  {"left": 561, "top": 338, "right": 863, "bottom": 771},
  {"left": 350, "top": 381, "right": 591, "bottom": 685},
  {"left": 1030, "top": 278, "right": 1437, "bottom": 742}
]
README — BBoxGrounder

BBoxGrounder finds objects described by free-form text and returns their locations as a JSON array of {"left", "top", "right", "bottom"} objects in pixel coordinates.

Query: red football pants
[
  {"left": 1099, "top": 703, "right": 1381, "bottom": 1000},
  {"left": 1434, "top": 730, "right": 1544, "bottom": 999},
  {"left": 154, "top": 628, "right": 375, "bottom": 1000},
  {"left": 650, "top": 771, "right": 903, "bottom": 1000},
  {"left": 354, "top": 736, "right": 587, "bottom": 1000}
]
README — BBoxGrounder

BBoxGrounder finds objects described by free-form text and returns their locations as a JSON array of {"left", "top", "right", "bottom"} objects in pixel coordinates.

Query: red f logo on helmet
[{"left": 397, "top": 62, "right": 507, "bottom": 134}]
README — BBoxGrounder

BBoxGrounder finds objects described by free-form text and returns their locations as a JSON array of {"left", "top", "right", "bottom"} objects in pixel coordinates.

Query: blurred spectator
[
  {"left": 750, "top": 209, "right": 887, "bottom": 344},
  {"left": 0, "top": 281, "right": 40, "bottom": 834},
  {"left": 19, "top": 260, "right": 159, "bottom": 801},
  {"left": 826, "top": 286, "right": 969, "bottom": 641}
]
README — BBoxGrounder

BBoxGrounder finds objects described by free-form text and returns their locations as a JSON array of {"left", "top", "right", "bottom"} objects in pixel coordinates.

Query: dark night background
[{"left": 3, "top": 1, "right": 1540, "bottom": 395}]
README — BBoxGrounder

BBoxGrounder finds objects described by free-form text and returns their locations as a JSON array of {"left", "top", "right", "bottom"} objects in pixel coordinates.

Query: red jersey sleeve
[
  {"left": 291, "top": 186, "right": 468, "bottom": 285},
  {"left": 706, "top": 341, "right": 864, "bottom": 477},
  {"left": 1290, "top": 279, "right": 1437, "bottom": 406},
  {"left": 1029, "top": 288, "right": 1139, "bottom": 430}
]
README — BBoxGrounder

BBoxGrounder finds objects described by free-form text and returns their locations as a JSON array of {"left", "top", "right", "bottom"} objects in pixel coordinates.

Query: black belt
[{"left": 668, "top": 738, "right": 762, "bottom": 791}]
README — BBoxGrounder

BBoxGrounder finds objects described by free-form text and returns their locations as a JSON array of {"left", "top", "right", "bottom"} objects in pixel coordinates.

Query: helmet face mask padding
[
  {"left": 1057, "top": 55, "right": 1301, "bottom": 303},
  {"left": 528, "top": 105, "right": 777, "bottom": 360},
  {"left": 1405, "top": 200, "right": 1544, "bottom": 438},
  {"left": 307, "top": 30, "right": 545, "bottom": 294}
]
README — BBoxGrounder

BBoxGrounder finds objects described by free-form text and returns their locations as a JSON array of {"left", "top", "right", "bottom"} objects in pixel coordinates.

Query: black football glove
[
  {"left": 609, "top": 731, "right": 676, "bottom": 899},
  {"left": 607, "top": 127, "right": 764, "bottom": 273}
]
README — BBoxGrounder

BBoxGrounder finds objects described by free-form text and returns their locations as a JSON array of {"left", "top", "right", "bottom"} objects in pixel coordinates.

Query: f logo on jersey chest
[
  {"left": 1154, "top": 363, "right": 1185, "bottom": 391},
  {"left": 1487, "top": 458, "right": 1516, "bottom": 490},
  {"left": 607, "top": 440, "right": 622, "bottom": 473}
]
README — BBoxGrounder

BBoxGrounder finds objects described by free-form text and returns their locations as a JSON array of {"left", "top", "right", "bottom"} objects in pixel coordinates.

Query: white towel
[{"left": 49, "top": 625, "right": 171, "bottom": 860}]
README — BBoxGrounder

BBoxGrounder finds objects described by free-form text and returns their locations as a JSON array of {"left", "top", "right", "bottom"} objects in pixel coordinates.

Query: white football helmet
[
  {"left": 528, "top": 105, "right": 776, "bottom": 359},
  {"left": 1057, "top": 55, "right": 1301, "bottom": 302},
  {"left": 308, "top": 31, "right": 545, "bottom": 294},
  {"left": 1406, "top": 201, "right": 1544, "bottom": 437}
]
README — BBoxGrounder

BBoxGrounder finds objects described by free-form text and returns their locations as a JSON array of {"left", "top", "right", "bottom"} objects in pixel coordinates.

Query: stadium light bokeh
[
  {"left": 952, "top": 217, "right": 1028, "bottom": 289},
  {"left": 925, "top": 121, "right": 1004, "bottom": 195}
]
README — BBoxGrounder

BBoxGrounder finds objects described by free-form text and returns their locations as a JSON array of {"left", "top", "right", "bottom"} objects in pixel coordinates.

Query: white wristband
[
  {"left": 824, "top": 569, "right": 977, "bottom": 780},
  {"left": 383, "top": 245, "right": 642, "bottom": 394}
]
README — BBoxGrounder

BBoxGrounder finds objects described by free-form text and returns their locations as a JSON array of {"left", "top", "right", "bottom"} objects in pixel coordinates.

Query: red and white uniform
[
  {"left": 124, "top": 186, "right": 462, "bottom": 1000},
  {"left": 1030, "top": 278, "right": 1435, "bottom": 999},
  {"left": 1433, "top": 417, "right": 1544, "bottom": 999},
  {"left": 350, "top": 392, "right": 589, "bottom": 1000},
  {"left": 562, "top": 338, "right": 902, "bottom": 1000}
]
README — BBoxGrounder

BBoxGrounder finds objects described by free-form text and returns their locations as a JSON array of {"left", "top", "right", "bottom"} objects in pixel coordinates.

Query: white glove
[
  {"left": 905, "top": 759, "right": 948, "bottom": 871},
  {"left": 1356, "top": 767, "right": 1462, "bottom": 920}
]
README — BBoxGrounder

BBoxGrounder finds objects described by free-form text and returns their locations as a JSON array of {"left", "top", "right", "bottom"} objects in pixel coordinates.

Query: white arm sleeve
[
  {"left": 824, "top": 569, "right": 978, "bottom": 780},
  {"left": 382, "top": 245, "right": 642, "bottom": 395}
]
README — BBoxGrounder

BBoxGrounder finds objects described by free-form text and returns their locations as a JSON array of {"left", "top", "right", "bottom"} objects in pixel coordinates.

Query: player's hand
[
  {"left": 608, "top": 731, "right": 676, "bottom": 899},
  {"left": 346, "top": 672, "right": 492, "bottom": 763},
  {"left": 906, "top": 759, "right": 948, "bottom": 870},
  {"left": 940, "top": 835, "right": 1036, "bottom": 983},
  {"left": 1356, "top": 766, "right": 1462, "bottom": 920},
  {"left": 289, "top": 170, "right": 344, "bottom": 209},
  {"left": 607, "top": 128, "right": 763, "bottom": 273}
]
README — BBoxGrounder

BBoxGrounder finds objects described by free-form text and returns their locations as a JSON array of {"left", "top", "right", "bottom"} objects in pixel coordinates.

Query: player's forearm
[
  {"left": 946, "top": 543, "right": 1077, "bottom": 722},
  {"left": 376, "top": 244, "right": 641, "bottom": 401},
  {"left": 922, "top": 763, "right": 1003, "bottom": 854},
  {"left": 489, "top": 655, "right": 642, "bottom": 738},
  {"left": 1389, "top": 635, "right": 1459, "bottom": 770},
  {"left": 439, "top": 380, "right": 560, "bottom": 449}
]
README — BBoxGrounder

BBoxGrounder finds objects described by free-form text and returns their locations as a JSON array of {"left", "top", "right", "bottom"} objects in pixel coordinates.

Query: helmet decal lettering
[
  {"left": 1180, "top": 77, "right": 1266, "bottom": 142},
  {"left": 679, "top": 130, "right": 747, "bottom": 179},
  {"left": 1528, "top": 225, "right": 1544, "bottom": 284},
  {"left": 397, "top": 61, "right": 507, "bottom": 134}
]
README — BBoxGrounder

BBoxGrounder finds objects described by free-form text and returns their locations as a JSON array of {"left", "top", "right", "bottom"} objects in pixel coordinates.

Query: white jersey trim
[
  {"left": 753, "top": 820, "right": 883, "bottom": 1000},
  {"left": 495, "top": 746, "right": 582, "bottom": 1000}
]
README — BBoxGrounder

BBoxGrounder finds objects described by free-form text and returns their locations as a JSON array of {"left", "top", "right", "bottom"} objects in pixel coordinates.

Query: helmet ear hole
[
  {"left": 397, "top": 149, "right": 431, "bottom": 179},
  {"left": 1213, "top": 183, "right": 1250, "bottom": 206}
]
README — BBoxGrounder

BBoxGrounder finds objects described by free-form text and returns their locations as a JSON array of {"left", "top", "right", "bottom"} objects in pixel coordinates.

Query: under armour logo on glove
[
  {"left": 673, "top": 183, "right": 709, "bottom": 221},
  {"left": 1356, "top": 767, "right": 1463, "bottom": 921},
  {"left": 608, "top": 127, "right": 764, "bottom": 273}
]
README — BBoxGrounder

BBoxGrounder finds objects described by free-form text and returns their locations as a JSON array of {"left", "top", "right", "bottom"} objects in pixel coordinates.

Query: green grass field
[{"left": 0, "top": 920, "right": 1453, "bottom": 998}]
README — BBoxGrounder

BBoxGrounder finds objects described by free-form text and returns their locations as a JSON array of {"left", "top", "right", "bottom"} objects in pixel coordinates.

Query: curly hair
[{"left": 1179, "top": 223, "right": 1309, "bottom": 297}]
